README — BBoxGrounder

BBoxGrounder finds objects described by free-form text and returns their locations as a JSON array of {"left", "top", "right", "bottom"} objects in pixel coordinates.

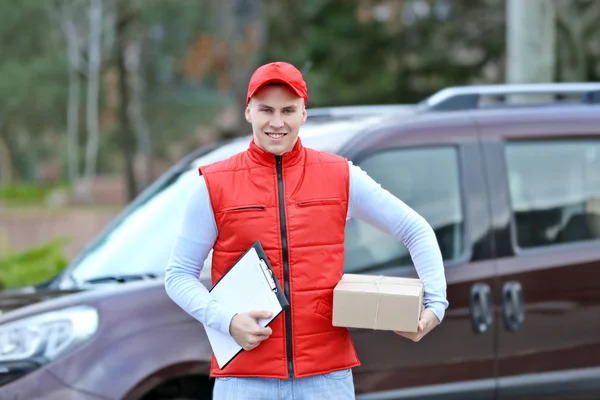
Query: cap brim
[{"left": 247, "top": 78, "right": 305, "bottom": 104}]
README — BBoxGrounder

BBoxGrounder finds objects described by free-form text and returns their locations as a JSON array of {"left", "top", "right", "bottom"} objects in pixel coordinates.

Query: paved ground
[{"left": 0, "top": 206, "right": 120, "bottom": 258}]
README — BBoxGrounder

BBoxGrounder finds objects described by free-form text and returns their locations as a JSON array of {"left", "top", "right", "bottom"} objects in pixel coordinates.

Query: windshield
[
  {"left": 68, "top": 138, "right": 251, "bottom": 285},
  {"left": 67, "top": 117, "right": 380, "bottom": 285}
]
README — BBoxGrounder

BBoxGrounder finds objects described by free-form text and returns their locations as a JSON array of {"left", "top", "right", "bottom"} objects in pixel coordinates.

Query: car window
[
  {"left": 344, "top": 146, "right": 464, "bottom": 273},
  {"left": 505, "top": 140, "right": 600, "bottom": 249}
]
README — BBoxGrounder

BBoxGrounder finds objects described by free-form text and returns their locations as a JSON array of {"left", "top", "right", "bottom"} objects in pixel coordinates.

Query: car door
[
  {"left": 480, "top": 111, "right": 600, "bottom": 400},
  {"left": 340, "top": 118, "right": 497, "bottom": 400}
]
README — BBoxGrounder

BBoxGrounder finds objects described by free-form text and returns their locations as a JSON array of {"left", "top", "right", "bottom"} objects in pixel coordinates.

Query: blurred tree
[
  {"left": 2, "top": 0, "right": 598, "bottom": 205},
  {"left": 261, "top": 0, "right": 506, "bottom": 107},
  {"left": 47, "top": 0, "right": 88, "bottom": 190},
  {"left": 506, "top": 0, "right": 556, "bottom": 87},
  {"left": 82, "top": 0, "right": 104, "bottom": 203},
  {"left": 555, "top": 0, "right": 600, "bottom": 82},
  {"left": 47, "top": 0, "right": 114, "bottom": 203},
  {"left": 114, "top": 0, "right": 144, "bottom": 200},
  {"left": 0, "top": 0, "right": 67, "bottom": 184},
  {"left": 135, "top": 0, "right": 219, "bottom": 155},
  {"left": 205, "top": 0, "right": 266, "bottom": 137},
  {"left": 47, "top": 0, "right": 213, "bottom": 201}
]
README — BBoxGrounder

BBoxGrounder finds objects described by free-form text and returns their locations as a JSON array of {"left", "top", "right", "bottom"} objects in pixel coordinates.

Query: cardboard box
[{"left": 332, "top": 274, "right": 424, "bottom": 332}]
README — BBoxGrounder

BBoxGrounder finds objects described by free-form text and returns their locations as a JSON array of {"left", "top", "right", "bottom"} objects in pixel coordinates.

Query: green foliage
[
  {"left": 0, "top": 183, "right": 68, "bottom": 205},
  {"left": 261, "top": 0, "right": 506, "bottom": 107},
  {"left": 0, "top": 0, "right": 69, "bottom": 183},
  {"left": 0, "top": 0, "right": 67, "bottom": 117},
  {"left": 2, "top": 0, "right": 596, "bottom": 188},
  {"left": 0, "top": 238, "right": 69, "bottom": 289},
  {"left": 136, "top": 0, "right": 223, "bottom": 158}
]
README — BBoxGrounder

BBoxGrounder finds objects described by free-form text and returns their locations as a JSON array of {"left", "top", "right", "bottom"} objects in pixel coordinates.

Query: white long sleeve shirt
[{"left": 165, "top": 160, "right": 449, "bottom": 335}]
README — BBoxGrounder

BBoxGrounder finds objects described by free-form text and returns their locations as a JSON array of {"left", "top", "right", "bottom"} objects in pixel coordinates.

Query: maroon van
[{"left": 1, "top": 83, "right": 600, "bottom": 400}]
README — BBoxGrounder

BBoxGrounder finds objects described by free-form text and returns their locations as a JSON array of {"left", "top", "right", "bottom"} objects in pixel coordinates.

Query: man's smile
[{"left": 265, "top": 132, "right": 288, "bottom": 140}]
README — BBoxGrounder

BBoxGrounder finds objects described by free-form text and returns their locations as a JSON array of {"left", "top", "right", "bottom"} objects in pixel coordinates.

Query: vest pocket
[
  {"left": 315, "top": 296, "right": 333, "bottom": 321},
  {"left": 297, "top": 198, "right": 342, "bottom": 207},
  {"left": 222, "top": 205, "right": 266, "bottom": 213}
]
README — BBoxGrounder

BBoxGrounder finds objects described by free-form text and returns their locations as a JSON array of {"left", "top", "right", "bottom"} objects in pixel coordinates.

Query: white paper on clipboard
[{"left": 203, "top": 245, "right": 286, "bottom": 368}]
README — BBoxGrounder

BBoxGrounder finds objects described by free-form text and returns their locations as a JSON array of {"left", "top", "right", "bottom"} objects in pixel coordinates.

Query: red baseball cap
[{"left": 246, "top": 62, "right": 308, "bottom": 105}]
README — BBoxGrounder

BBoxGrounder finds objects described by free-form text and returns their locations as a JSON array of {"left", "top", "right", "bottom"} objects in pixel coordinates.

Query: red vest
[{"left": 199, "top": 137, "right": 360, "bottom": 379}]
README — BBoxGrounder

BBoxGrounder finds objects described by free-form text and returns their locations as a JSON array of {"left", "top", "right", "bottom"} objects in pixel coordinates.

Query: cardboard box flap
[
  {"left": 340, "top": 273, "right": 424, "bottom": 286},
  {"left": 335, "top": 281, "right": 422, "bottom": 296}
]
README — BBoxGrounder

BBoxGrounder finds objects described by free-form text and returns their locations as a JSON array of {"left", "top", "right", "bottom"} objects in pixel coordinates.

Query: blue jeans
[{"left": 212, "top": 368, "right": 355, "bottom": 400}]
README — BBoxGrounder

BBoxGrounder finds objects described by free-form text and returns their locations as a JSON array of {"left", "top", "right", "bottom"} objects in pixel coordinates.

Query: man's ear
[
  {"left": 301, "top": 106, "right": 307, "bottom": 125},
  {"left": 245, "top": 104, "right": 252, "bottom": 123}
]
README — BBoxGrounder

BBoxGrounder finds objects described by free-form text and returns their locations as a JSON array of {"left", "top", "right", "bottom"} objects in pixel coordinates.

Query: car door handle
[
  {"left": 502, "top": 281, "right": 525, "bottom": 332},
  {"left": 469, "top": 283, "right": 493, "bottom": 334}
]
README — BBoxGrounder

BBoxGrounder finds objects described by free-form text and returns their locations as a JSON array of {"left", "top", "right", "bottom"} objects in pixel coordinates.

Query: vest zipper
[{"left": 276, "top": 155, "right": 294, "bottom": 378}]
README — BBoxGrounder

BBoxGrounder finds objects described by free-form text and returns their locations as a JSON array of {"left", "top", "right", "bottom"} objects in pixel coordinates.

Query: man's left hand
[{"left": 394, "top": 308, "right": 440, "bottom": 342}]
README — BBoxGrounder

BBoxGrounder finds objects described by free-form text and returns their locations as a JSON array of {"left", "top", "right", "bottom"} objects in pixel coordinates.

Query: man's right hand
[{"left": 229, "top": 310, "right": 273, "bottom": 351}]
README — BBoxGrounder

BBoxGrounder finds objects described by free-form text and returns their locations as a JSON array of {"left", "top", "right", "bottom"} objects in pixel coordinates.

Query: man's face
[{"left": 245, "top": 84, "right": 307, "bottom": 155}]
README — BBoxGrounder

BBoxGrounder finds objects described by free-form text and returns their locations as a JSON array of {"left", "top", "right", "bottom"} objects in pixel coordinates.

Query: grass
[
  {"left": 0, "top": 183, "right": 69, "bottom": 205},
  {"left": 0, "top": 238, "right": 70, "bottom": 289}
]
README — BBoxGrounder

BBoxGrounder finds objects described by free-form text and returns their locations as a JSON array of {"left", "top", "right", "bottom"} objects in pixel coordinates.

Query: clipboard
[{"left": 204, "top": 240, "right": 289, "bottom": 369}]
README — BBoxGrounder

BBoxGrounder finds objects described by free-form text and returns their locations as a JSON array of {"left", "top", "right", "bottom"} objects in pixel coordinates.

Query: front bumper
[{"left": 0, "top": 366, "right": 109, "bottom": 400}]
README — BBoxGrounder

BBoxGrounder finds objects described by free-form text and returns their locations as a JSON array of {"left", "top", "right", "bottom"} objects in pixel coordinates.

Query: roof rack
[
  {"left": 307, "top": 104, "right": 413, "bottom": 119},
  {"left": 419, "top": 82, "right": 600, "bottom": 111}
]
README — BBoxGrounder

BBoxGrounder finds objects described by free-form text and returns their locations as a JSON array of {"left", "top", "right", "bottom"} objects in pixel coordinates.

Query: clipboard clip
[{"left": 259, "top": 259, "right": 277, "bottom": 292}]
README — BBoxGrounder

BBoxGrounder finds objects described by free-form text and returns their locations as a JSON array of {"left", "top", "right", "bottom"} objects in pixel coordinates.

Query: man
[{"left": 165, "top": 61, "right": 448, "bottom": 399}]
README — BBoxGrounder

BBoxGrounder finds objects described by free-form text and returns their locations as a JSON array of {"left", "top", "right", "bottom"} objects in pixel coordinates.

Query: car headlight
[{"left": 0, "top": 305, "right": 98, "bottom": 363}]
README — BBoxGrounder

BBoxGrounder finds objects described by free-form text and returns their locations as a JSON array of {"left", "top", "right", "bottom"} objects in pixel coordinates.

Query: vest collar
[{"left": 248, "top": 136, "right": 305, "bottom": 167}]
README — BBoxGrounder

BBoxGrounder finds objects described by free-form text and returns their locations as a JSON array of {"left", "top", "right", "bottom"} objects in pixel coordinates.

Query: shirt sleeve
[
  {"left": 347, "top": 161, "right": 449, "bottom": 323},
  {"left": 164, "top": 175, "right": 237, "bottom": 335}
]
